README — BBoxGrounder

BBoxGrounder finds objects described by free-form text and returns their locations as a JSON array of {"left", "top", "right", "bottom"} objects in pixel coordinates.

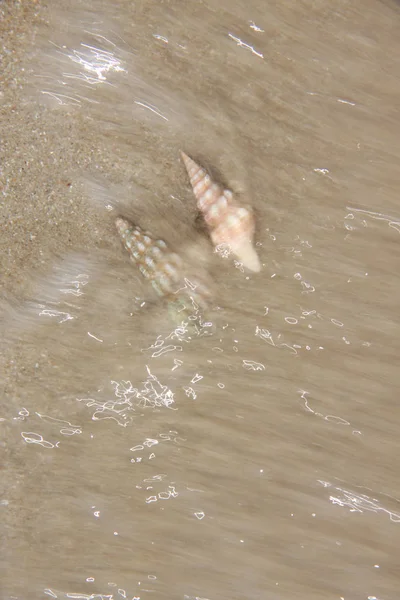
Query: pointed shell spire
[
  {"left": 181, "top": 152, "right": 261, "bottom": 272},
  {"left": 115, "top": 217, "right": 211, "bottom": 320}
]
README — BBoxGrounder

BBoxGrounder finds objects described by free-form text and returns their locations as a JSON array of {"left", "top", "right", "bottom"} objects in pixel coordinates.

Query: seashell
[
  {"left": 181, "top": 152, "right": 261, "bottom": 272},
  {"left": 115, "top": 217, "right": 211, "bottom": 323}
]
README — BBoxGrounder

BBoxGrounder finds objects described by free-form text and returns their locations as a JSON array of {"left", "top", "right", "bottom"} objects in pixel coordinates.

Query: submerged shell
[
  {"left": 115, "top": 217, "right": 211, "bottom": 322},
  {"left": 181, "top": 152, "right": 261, "bottom": 272}
]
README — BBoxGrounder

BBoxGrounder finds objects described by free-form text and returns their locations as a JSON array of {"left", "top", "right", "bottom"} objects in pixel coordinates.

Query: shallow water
[{"left": 1, "top": 1, "right": 400, "bottom": 599}]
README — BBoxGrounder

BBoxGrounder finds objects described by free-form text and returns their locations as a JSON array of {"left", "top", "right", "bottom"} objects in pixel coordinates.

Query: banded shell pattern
[
  {"left": 181, "top": 152, "right": 261, "bottom": 272},
  {"left": 115, "top": 217, "right": 210, "bottom": 322}
]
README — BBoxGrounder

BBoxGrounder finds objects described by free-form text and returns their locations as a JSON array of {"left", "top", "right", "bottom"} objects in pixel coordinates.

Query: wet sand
[{"left": 2, "top": 1, "right": 400, "bottom": 599}]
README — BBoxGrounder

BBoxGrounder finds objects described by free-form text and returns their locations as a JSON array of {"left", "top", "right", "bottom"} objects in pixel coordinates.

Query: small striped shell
[
  {"left": 115, "top": 217, "right": 182, "bottom": 297},
  {"left": 181, "top": 152, "right": 260, "bottom": 272},
  {"left": 115, "top": 217, "right": 211, "bottom": 320}
]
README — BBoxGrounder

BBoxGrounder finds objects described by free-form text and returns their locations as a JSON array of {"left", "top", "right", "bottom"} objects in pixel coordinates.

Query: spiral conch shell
[
  {"left": 115, "top": 217, "right": 211, "bottom": 322},
  {"left": 181, "top": 152, "right": 261, "bottom": 272}
]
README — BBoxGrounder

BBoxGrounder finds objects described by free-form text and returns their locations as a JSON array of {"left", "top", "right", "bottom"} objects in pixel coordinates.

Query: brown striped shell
[
  {"left": 115, "top": 217, "right": 211, "bottom": 320},
  {"left": 181, "top": 152, "right": 261, "bottom": 272}
]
